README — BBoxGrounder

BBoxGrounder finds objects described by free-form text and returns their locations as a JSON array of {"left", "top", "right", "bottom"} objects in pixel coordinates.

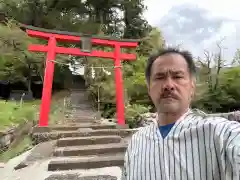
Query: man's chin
[{"left": 158, "top": 103, "right": 180, "bottom": 113}]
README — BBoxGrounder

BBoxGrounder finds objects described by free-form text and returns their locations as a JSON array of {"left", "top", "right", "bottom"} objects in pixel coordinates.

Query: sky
[{"left": 143, "top": 0, "right": 240, "bottom": 60}]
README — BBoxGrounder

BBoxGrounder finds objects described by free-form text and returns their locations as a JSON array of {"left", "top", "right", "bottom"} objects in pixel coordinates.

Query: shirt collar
[{"left": 153, "top": 108, "right": 192, "bottom": 127}]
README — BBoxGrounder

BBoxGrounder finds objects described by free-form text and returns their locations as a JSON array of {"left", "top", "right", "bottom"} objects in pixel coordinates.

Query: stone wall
[
  {"left": 0, "top": 129, "right": 13, "bottom": 150},
  {"left": 0, "top": 120, "right": 35, "bottom": 152},
  {"left": 139, "top": 112, "right": 157, "bottom": 127},
  {"left": 211, "top": 111, "right": 240, "bottom": 121},
  {"left": 139, "top": 110, "right": 240, "bottom": 127}
]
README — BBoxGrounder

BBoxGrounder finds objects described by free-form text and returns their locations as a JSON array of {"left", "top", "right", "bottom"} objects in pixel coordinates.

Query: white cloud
[
  {"left": 143, "top": 0, "right": 240, "bottom": 59},
  {"left": 144, "top": 0, "right": 240, "bottom": 24},
  {"left": 143, "top": 0, "right": 187, "bottom": 25},
  {"left": 194, "top": 0, "right": 240, "bottom": 20}
]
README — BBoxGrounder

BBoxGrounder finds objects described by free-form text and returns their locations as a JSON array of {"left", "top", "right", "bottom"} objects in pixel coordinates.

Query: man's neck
[{"left": 157, "top": 108, "right": 189, "bottom": 126}]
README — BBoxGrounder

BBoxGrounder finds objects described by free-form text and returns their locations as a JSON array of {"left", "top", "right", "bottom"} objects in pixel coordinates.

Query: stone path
[{"left": 5, "top": 89, "right": 136, "bottom": 179}]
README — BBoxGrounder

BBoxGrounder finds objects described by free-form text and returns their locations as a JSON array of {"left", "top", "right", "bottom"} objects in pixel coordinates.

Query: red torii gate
[{"left": 20, "top": 24, "right": 139, "bottom": 127}]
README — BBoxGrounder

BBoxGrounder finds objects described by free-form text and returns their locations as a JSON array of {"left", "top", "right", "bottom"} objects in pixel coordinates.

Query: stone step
[
  {"left": 32, "top": 124, "right": 116, "bottom": 133},
  {"left": 66, "top": 118, "right": 95, "bottom": 123},
  {"left": 67, "top": 113, "right": 95, "bottom": 116},
  {"left": 48, "top": 154, "right": 124, "bottom": 171},
  {"left": 53, "top": 143, "right": 127, "bottom": 157},
  {"left": 59, "top": 122, "right": 116, "bottom": 127},
  {"left": 65, "top": 120, "right": 95, "bottom": 124},
  {"left": 66, "top": 119, "right": 97, "bottom": 124},
  {"left": 69, "top": 115, "right": 96, "bottom": 119},
  {"left": 32, "top": 129, "right": 136, "bottom": 144},
  {"left": 67, "top": 112, "right": 95, "bottom": 115},
  {"left": 69, "top": 112, "right": 96, "bottom": 115},
  {"left": 57, "top": 135, "right": 122, "bottom": 147},
  {"left": 70, "top": 112, "right": 95, "bottom": 116},
  {"left": 65, "top": 114, "right": 96, "bottom": 117},
  {"left": 45, "top": 174, "right": 118, "bottom": 180},
  {"left": 69, "top": 110, "right": 95, "bottom": 113},
  {"left": 71, "top": 106, "right": 94, "bottom": 109},
  {"left": 65, "top": 109, "right": 94, "bottom": 112}
]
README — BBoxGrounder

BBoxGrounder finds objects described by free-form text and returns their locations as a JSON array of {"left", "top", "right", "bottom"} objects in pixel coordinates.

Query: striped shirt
[{"left": 122, "top": 109, "right": 240, "bottom": 180}]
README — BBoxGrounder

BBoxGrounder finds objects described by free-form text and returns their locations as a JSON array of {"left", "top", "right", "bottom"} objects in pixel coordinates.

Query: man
[{"left": 122, "top": 48, "right": 240, "bottom": 180}]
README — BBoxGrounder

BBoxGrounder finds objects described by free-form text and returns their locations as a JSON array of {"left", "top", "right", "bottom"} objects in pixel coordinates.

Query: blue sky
[{"left": 143, "top": 0, "right": 240, "bottom": 60}]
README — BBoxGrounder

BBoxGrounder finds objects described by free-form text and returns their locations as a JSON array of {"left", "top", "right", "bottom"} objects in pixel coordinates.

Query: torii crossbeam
[{"left": 20, "top": 24, "right": 139, "bottom": 127}]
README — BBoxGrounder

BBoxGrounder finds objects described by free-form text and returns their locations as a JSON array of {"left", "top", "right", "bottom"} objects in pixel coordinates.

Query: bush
[{"left": 123, "top": 104, "right": 150, "bottom": 128}]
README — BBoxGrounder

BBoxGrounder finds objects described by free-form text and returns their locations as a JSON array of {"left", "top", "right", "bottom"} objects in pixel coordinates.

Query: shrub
[{"left": 124, "top": 104, "right": 150, "bottom": 128}]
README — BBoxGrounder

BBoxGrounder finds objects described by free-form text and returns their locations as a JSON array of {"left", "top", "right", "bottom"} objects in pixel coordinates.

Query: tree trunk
[{"left": 27, "top": 78, "right": 32, "bottom": 94}]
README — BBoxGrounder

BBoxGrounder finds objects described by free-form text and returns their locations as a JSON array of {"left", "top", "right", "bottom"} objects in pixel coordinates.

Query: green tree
[
  {"left": 0, "top": 20, "right": 43, "bottom": 93},
  {"left": 220, "top": 67, "right": 240, "bottom": 101},
  {"left": 233, "top": 49, "right": 240, "bottom": 66},
  {"left": 0, "top": 0, "right": 160, "bottom": 126},
  {"left": 122, "top": 0, "right": 151, "bottom": 39},
  {"left": 138, "top": 27, "right": 165, "bottom": 56}
]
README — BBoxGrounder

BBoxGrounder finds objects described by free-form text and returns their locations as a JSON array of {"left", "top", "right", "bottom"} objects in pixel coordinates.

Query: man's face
[{"left": 148, "top": 53, "right": 195, "bottom": 113}]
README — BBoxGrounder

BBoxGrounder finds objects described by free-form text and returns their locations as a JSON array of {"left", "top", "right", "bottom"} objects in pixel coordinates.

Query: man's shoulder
[
  {"left": 191, "top": 109, "right": 229, "bottom": 122},
  {"left": 184, "top": 110, "right": 240, "bottom": 130},
  {"left": 131, "top": 124, "right": 154, "bottom": 141},
  {"left": 199, "top": 113, "right": 240, "bottom": 128}
]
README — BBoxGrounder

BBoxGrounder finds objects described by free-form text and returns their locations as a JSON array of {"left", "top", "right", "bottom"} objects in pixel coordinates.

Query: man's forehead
[
  {"left": 154, "top": 53, "right": 187, "bottom": 65},
  {"left": 154, "top": 69, "right": 185, "bottom": 74},
  {"left": 152, "top": 54, "right": 188, "bottom": 73}
]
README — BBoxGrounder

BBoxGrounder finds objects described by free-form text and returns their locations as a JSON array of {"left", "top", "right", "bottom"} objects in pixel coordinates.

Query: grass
[
  {"left": 0, "top": 100, "right": 40, "bottom": 131},
  {"left": 0, "top": 90, "right": 70, "bottom": 162},
  {"left": 0, "top": 90, "right": 70, "bottom": 131}
]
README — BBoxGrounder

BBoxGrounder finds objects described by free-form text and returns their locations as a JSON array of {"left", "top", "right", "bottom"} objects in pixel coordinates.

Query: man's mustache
[{"left": 160, "top": 91, "right": 178, "bottom": 99}]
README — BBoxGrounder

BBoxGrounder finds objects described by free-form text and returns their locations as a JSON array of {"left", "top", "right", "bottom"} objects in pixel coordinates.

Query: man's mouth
[
  {"left": 163, "top": 97, "right": 175, "bottom": 101},
  {"left": 164, "top": 96, "right": 174, "bottom": 99},
  {"left": 162, "top": 94, "right": 177, "bottom": 99}
]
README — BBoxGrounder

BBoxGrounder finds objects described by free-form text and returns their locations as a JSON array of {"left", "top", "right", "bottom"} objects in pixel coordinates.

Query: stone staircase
[{"left": 31, "top": 89, "right": 136, "bottom": 179}]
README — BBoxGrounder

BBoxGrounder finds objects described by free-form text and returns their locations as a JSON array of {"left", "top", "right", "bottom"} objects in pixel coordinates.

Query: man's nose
[{"left": 163, "top": 77, "right": 175, "bottom": 91}]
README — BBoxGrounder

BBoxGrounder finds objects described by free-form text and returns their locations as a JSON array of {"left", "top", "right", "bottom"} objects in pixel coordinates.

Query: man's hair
[{"left": 145, "top": 48, "right": 197, "bottom": 84}]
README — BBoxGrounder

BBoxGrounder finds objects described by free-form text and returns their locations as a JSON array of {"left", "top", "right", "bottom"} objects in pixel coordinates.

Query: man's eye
[
  {"left": 155, "top": 76, "right": 164, "bottom": 80},
  {"left": 174, "top": 76, "right": 183, "bottom": 79}
]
